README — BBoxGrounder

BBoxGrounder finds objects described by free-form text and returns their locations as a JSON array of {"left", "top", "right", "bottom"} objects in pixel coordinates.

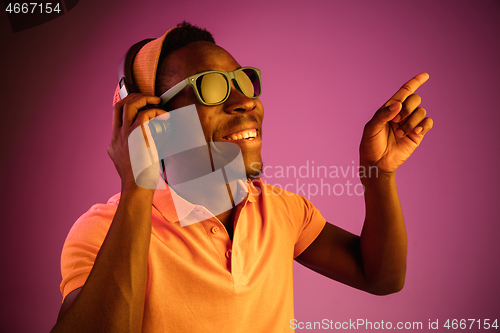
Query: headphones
[
  {"left": 117, "top": 38, "right": 154, "bottom": 100},
  {"left": 117, "top": 38, "right": 171, "bottom": 146}
]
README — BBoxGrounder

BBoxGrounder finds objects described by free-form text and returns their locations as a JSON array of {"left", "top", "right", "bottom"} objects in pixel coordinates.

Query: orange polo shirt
[{"left": 60, "top": 179, "right": 326, "bottom": 332}]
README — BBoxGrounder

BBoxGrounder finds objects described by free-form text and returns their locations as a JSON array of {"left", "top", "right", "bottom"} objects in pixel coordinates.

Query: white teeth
[{"left": 225, "top": 129, "right": 258, "bottom": 140}]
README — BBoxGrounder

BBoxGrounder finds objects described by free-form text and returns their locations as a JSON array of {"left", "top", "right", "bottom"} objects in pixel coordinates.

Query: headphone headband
[{"left": 117, "top": 38, "right": 155, "bottom": 99}]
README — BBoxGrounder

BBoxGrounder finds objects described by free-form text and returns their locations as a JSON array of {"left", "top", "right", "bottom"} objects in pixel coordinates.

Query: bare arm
[
  {"left": 52, "top": 94, "right": 167, "bottom": 332},
  {"left": 296, "top": 73, "right": 433, "bottom": 295},
  {"left": 296, "top": 172, "right": 406, "bottom": 295}
]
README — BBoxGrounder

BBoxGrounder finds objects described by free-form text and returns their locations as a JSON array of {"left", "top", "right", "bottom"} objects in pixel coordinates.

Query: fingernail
[
  {"left": 393, "top": 114, "right": 401, "bottom": 122},
  {"left": 414, "top": 126, "right": 423, "bottom": 134},
  {"left": 389, "top": 103, "right": 400, "bottom": 111},
  {"left": 395, "top": 128, "right": 405, "bottom": 137}
]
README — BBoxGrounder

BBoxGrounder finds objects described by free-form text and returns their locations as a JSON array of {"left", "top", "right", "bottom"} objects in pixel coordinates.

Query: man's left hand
[{"left": 359, "top": 73, "right": 434, "bottom": 173}]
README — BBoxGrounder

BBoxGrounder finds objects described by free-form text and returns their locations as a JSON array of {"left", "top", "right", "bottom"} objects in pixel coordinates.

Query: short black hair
[
  {"left": 155, "top": 21, "right": 215, "bottom": 95},
  {"left": 161, "top": 21, "right": 215, "bottom": 58}
]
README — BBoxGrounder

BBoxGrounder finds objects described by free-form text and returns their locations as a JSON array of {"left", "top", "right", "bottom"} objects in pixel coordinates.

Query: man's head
[
  {"left": 155, "top": 23, "right": 264, "bottom": 178},
  {"left": 154, "top": 22, "right": 215, "bottom": 96}
]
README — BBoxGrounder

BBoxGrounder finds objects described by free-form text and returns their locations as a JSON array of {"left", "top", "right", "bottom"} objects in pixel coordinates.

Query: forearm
[
  {"left": 359, "top": 170, "right": 407, "bottom": 295},
  {"left": 52, "top": 186, "right": 154, "bottom": 333}
]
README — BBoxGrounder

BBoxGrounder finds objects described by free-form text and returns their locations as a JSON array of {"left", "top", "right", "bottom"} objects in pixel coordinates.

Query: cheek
[
  {"left": 196, "top": 107, "right": 220, "bottom": 140},
  {"left": 256, "top": 100, "right": 264, "bottom": 136},
  {"left": 256, "top": 99, "right": 264, "bottom": 120}
]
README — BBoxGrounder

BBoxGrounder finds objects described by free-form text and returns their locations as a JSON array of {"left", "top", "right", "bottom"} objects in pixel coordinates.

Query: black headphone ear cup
[
  {"left": 148, "top": 117, "right": 171, "bottom": 149},
  {"left": 117, "top": 38, "right": 155, "bottom": 99}
]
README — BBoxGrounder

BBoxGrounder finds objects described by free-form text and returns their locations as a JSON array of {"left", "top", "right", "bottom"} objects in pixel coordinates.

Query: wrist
[
  {"left": 121, "top": 181, "right": 156, "bottom": 200},
  {"left": 360, "top": 165, "right": 396, "bottom": 186}
]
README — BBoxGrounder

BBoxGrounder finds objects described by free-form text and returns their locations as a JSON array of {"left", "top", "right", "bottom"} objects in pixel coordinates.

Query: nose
[{"left": 223, "top": 80, "right": 257, "bottom": 113}]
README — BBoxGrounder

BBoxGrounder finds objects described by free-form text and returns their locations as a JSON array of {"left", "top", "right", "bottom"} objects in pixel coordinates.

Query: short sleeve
[
  {"left": 290, "top": 195, "right": 326, "bottom": 257},
  {"left": 59, "top": 202, "right": 117, "bottom": 301}
]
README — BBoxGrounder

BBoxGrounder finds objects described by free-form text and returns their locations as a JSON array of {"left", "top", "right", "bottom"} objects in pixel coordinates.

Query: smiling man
[
  {"left": 52, "top": 22, "right": 433, "bottom": 332},
  {"left": 159, "top": 40, "right": 264, "bottom": 178}
]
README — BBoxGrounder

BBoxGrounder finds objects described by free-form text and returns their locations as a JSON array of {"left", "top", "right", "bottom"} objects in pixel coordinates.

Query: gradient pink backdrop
[{"left": 1, "top": 0, "right": 499, "bottom": 332}]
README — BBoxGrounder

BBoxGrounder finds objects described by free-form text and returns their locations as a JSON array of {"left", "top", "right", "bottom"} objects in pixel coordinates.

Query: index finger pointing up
[{"left": 384, "top": 72, "right": 429, "bottom": 107}]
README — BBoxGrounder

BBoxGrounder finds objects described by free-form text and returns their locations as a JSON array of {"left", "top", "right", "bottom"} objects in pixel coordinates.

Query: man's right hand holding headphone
[{"left": 108, "top": 93, "right": 169, "bottom": 192}]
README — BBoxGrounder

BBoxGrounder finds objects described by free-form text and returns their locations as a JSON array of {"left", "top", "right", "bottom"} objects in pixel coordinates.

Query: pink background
[{"left": 1, "top": 0, "right": 499, "bottom": 331}]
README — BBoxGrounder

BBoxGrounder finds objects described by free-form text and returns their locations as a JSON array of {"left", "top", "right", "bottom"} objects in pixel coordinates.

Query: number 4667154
[
  {"left": 5, "top": 3, "right": 61, "bottom": 14},
  {"left": 443, "top": 319, "right": 498, "bottom": 330}
]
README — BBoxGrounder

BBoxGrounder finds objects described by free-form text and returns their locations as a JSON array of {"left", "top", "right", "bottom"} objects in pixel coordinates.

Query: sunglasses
[{"left": 159, "top": 67, "right": 262, "bottom": 107}]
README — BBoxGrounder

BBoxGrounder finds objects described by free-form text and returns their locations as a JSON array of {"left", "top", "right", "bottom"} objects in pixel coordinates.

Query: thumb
[{"left": 364, "top": 102, "right": 401, "bottom": 136}]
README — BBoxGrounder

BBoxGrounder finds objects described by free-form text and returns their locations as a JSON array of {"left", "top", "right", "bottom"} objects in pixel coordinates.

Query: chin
[{"left": 245, "top": 161, "right": 263, "bottom": 179}]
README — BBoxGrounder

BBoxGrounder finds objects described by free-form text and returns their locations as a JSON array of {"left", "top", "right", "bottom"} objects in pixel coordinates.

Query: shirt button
[
  {"left": 195, "top": 211, "right": 204, "bottom": 216},
  {"left": 211, "top": 226, "right": 219, "bottom": 234},
  {"left": 225, "top": 250, "right": 232, "bottom": 258}
]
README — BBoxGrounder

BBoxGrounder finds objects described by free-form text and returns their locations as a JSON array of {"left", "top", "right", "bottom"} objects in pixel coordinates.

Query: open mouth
[{"left": 222, "top": 128, "right": 258, "bottom": 141}]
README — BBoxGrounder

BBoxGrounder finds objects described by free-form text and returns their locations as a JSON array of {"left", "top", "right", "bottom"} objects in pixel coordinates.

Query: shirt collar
[{"left": 152, "top": 178, "right": 259, "bottom": 223}]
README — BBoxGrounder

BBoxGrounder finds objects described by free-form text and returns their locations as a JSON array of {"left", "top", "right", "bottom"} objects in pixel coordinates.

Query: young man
[{"left": 52, "top": 22, "right": 433, "bottom": 332}]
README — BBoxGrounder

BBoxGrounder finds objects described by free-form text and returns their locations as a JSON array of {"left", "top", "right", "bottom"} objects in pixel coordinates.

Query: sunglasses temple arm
[{"left": 159, "top": 79, "right": 188, "bottom": 106}]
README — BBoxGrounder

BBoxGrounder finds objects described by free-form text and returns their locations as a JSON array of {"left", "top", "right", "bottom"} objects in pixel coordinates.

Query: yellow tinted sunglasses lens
[
  {"left": 198, "top": 73, "right": 228, "bottom": 104},
  {"left": 236, "top": 70, "right": 255, "bottom": 97}
]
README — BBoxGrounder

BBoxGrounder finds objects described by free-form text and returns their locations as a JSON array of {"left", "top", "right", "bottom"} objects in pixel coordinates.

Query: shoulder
[
  {"left": 64, "top": 193, "right": 121, "bottom": 243},
  {"left": 253, "top": 180, "right": 326, "bottom": 255},
  {"left": 257, "top": 181, "right": 315, "bottom": 211},
  {"left": 252, "top": 180, "right": 322, "bottom": 227}
]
